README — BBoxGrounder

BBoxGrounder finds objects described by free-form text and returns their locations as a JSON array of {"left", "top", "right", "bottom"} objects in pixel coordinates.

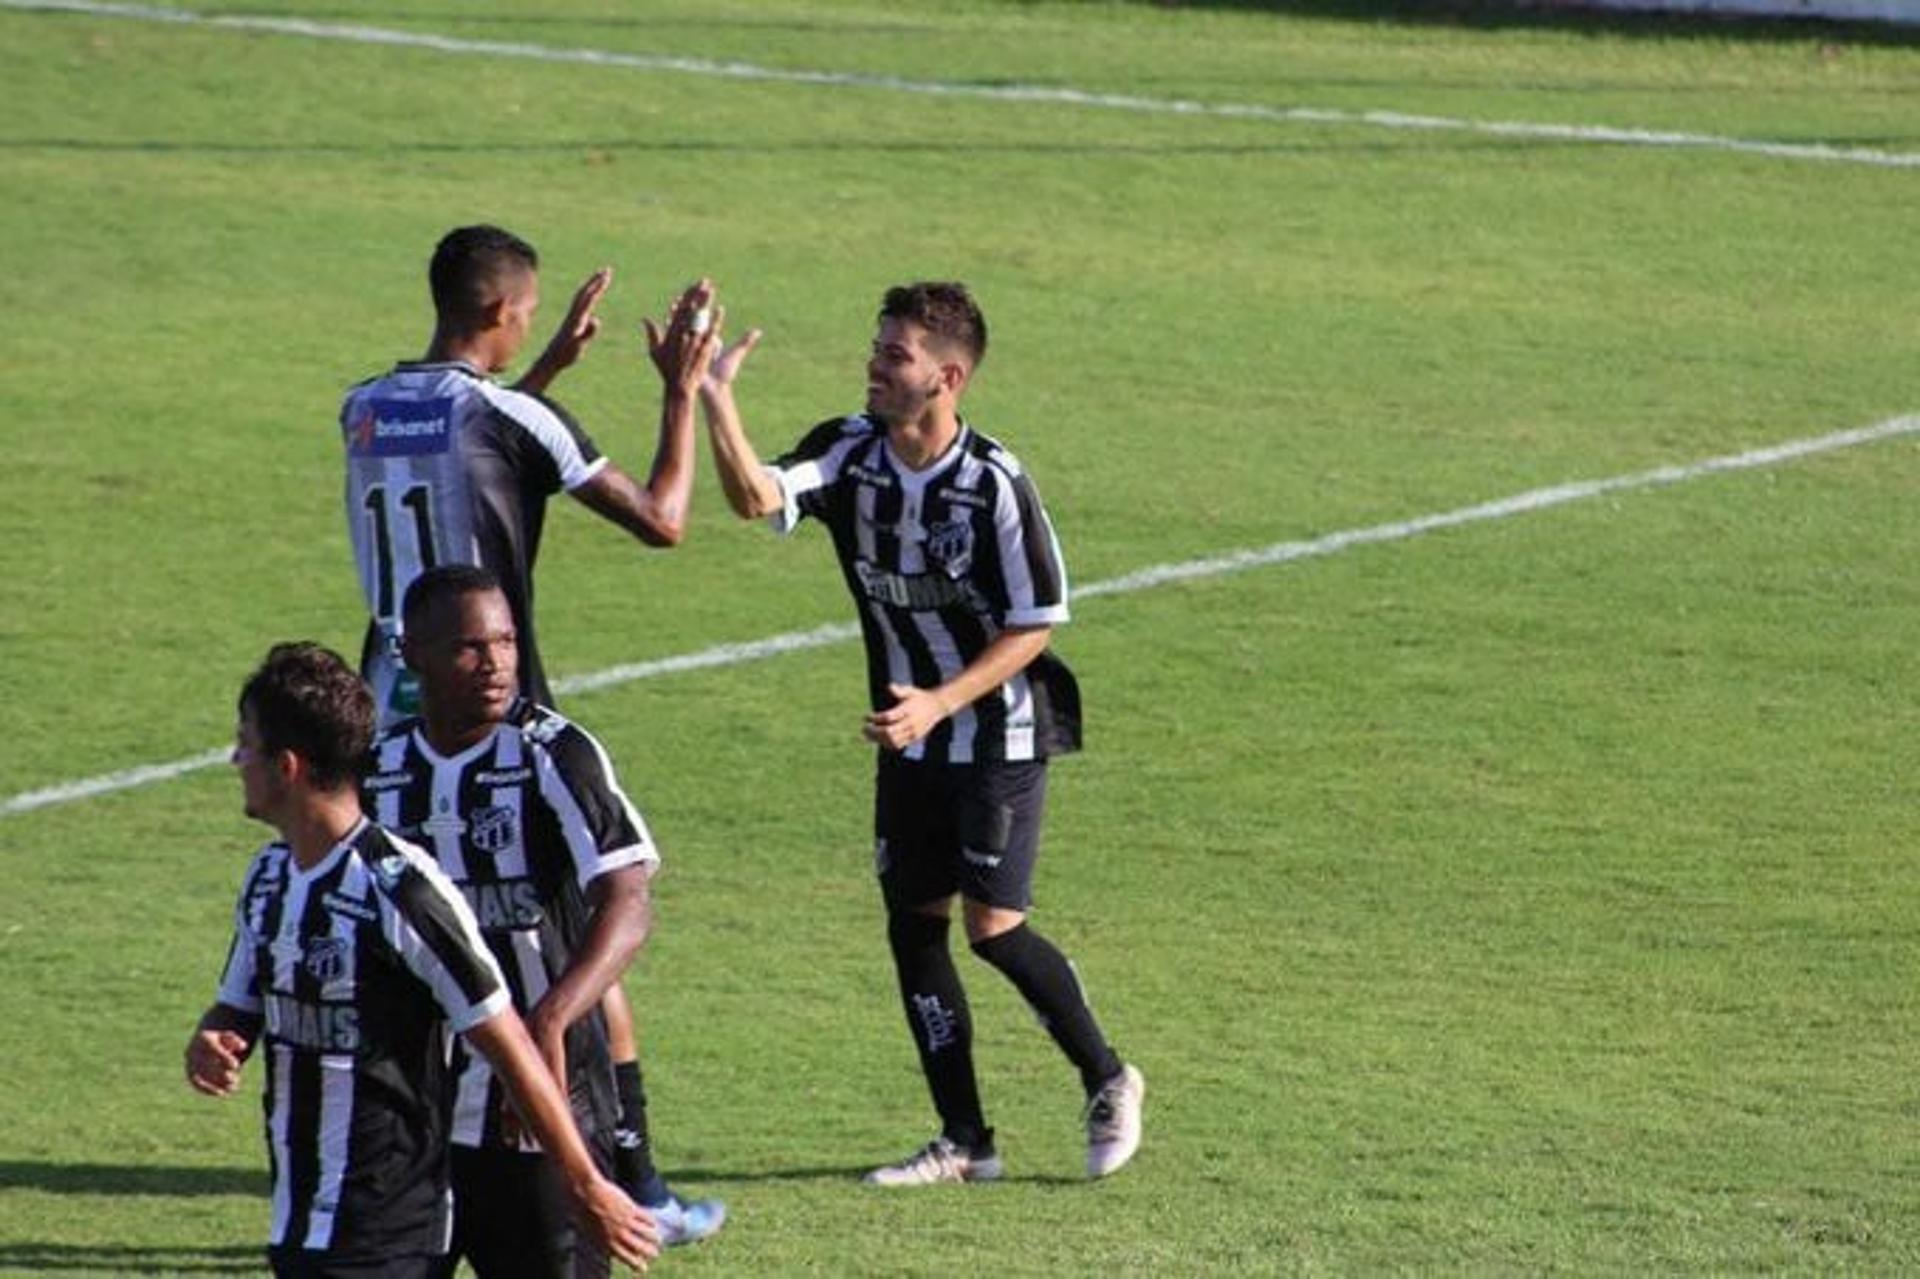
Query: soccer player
[
  {"left": 339, "top": 223, "right": 717, "bottom": 1227},
  {"left": 361, "top": 564, "right": 722, "bottom": 1272},
  {"left": 694, "top": 282, "right": 1146, "bottom": 1184},
  {"left": 340, "top": 223, "right": 714, "bottom": 722},
  {"left": 184, "top": 642, "right": 657, "bottom": 1278}
]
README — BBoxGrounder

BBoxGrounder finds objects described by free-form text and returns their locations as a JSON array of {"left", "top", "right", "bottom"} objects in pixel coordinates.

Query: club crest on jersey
[
  {"left": 925, "top": 517, "right": 974, "bottom": 578},
  {"left": 303, "top": 935, "right": 352, "bottom": 984},
  {"left": 468, "top": 805, "right": 518, "bottom": 854},
  {"left": 349, "top": 397, "right": 453, "bottom": 458}
]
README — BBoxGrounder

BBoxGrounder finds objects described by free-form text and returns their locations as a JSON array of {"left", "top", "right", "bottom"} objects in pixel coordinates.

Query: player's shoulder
[
  {"left": 370, "top": 715, "right": 426, "bottom": 742},
  {"left": 511, "top": 700, "right": 611, "bottom": 767},
  {"left": 511, "top": 697, "right": 573, "bottom": 739},
  {"left": 473, "top": 380, "right": 581, "bottom": 435},
  {"left": 834, "top": 412, "right": 882, "bottom": 437},
  {"left": 357, "top": 822, "right": 432, "bottom": 875},
  {"left": 240, "top": 840, "right": 293, "bottom": 891},
  {"left": 344, "top": 360, "right": 477, "bottom": 397},
  {"left": 364, "top": 721, "right": 424, "bottom": 784},
  {"left": 960, "top": 423, "right": 1034, "bottom": 487},
  {"left": 351, "top": 824, "right": 467, "bottom": 918},
  {"left": 799, "top": 412, "right": 879, "bottom": 449}
]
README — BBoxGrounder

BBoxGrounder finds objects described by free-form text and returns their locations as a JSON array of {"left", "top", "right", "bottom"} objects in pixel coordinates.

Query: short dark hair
[
  {"left": 238, "top": 643, "right": 374, "bottom": 791},
  {"left": 402, "top": 563, "right": 504, "bottom": 643},
  {"left": 880, "top": 281, "right": 987, "bottom": 369},
  {"left": 429, "top": 225, "right": 539, "bottom": 329}
]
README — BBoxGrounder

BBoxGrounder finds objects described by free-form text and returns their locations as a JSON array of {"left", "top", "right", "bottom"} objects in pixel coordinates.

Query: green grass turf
[{"left": 2, "top": 0, "right": 1918, "bottom": 1272}]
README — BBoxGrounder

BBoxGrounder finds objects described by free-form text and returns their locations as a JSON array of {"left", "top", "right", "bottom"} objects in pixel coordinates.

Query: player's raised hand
[
  {"left": 645, "top": 278, "right": 721, "bottom": 394},
  {"left": 704, "top": 323, "right": 763, "bottom": 395},
  {"left": 553, "top": 266, "right": 614, "bottom": 361},
  {"left": 518, "top": 266, "right": 613, "bottom": 395}
]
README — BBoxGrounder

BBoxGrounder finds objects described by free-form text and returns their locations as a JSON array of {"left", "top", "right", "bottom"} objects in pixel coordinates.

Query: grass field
[{"left": 3, "top": 0, "right": 1919, "bottom": 1273}]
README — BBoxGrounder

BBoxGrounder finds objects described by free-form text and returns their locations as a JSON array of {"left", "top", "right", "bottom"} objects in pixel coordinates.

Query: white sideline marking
[
  {"left": 7, "top": 0, "right": 1920, "bottom": 169},
  {"left": 5, "top": 416, "right": 1915, "bottom": 819}
]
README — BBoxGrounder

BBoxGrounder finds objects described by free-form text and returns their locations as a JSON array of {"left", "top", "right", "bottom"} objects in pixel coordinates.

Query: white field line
[
  {"left": 6, "top": 0, "right": 1920, "bottom": 169},
  {"left": 5, "top": 415, "right": 1915, "bottom": 820}
]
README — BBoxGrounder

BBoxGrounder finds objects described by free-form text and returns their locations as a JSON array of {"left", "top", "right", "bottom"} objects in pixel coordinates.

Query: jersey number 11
[{"left": 363, "top": 483, "right": 438, "bottom": 620}]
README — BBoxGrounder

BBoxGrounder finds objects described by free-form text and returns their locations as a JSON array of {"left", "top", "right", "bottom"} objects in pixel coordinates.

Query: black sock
[
  {"left": 972, "top": 923, "right": 1123, "bottom": 1095},
  {"left": 612, "top": 1059, "right": 667, "bottom": 1204},
  {"left": 887, "top": 911, "right": 990, "bottom": 1151}
]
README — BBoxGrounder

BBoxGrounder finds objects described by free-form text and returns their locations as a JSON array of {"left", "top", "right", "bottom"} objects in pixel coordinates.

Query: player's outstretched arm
[
  {"left": 465, "top": 1007, "right": 660, "bottom": 1272},
  {"left": 697, "top": 322, "right": 782, "bottom": 520},
  {"left": 569, "top": 280, "right": 720, "bottom": 547},
  {"left": 516, "top": 267, "right": 614, "bottom": 397},
  {"left": 184, "top": 1003, "right": 261, "bottom": 1098}
]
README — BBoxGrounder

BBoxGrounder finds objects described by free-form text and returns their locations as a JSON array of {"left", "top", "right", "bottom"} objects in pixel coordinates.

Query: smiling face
[
  {"left": 865, "top": 317, "right": 962, "bottom": 426},
  {"left": 403, "top": 586, "right": 520, "bottom": 745}
]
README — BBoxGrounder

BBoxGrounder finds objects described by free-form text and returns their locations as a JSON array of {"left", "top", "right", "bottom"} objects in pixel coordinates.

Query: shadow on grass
[
  {"left": 1063, "top": 0, "right": 1920, "bottom": 48},
  {"left": 0, "top": 1243, "right": 259, "bottom": 1274},
  {"left": 158, "top": 0, "right": 1920, "bottom": 47},
  {"left": 665, "top": 1162, "right": 1085, "bottom": 1187},
  {"left": 0, "top": 1161, "right": 266, "bottom": 1197}
]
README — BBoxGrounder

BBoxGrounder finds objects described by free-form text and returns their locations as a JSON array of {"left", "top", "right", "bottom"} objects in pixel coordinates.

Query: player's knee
[
  {"left": 969, "top": 920, "right": 1033, "bottom": 968},
  {"left": 887, "top": 909, "right": 950, "bottom": 958},
  {"left": 962, "top": 901, "right": 1027, "bottom": 949}
]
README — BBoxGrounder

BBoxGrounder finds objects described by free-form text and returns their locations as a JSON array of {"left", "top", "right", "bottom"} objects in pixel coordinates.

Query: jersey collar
[
  {"left": 411, "top": 722, "right": 503, "bottom": 769},
  {"left": 393, "top": 357, "right": 488, "bottom": 379},
  {"left": 882, "top": 420, "right": 970, "bottom": 482}
]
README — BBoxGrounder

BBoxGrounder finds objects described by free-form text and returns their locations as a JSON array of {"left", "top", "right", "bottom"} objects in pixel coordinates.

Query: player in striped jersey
[
  {"left": 340, "top": 224, "right": 717, "bottom": 1223},
  {"left": 340, "top": 224, "right": 718, "bottom": 724},
  {"left": 185, "top": 643, "right": 656, "bottom": 1278},
  {"left": 696, "top": 282, "right": 1146, "bottom": 1184},
  {"left": 362, "top": 565, "right": 722, "bottom": 1271}
]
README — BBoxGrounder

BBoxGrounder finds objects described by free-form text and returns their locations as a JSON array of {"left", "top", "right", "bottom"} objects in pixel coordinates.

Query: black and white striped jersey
[
  {"left": 340, "top": 361, "right": 606, "bottom": 722},
  {"left": 362, "top": 699, "right": 659, "bottom": 1151},
  {"left": 213, "top": 820, "right": 509, "bottom": 1261},
  {"left": 767, "top": 415, "right": 1082, "bottom": 764}
]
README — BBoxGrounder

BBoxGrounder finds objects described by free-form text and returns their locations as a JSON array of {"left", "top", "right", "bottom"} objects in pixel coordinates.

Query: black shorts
[
  {"left": 439, "top": 1134, "right": 615, "bottom": 1279},
  {"left": 874, "top": 754, "right": 1050, "bottom": 912},
  {"left": 269, "top": 1250, "right": 436, "bottom": 1279}
]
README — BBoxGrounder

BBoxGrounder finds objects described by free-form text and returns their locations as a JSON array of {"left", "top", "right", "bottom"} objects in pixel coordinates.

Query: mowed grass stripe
[
  {"left": 7, "top": 413, "right": 1913, "bottom": 820},
  {"left": 7, "top": 0, "right": 1920, "bottom": 168}
]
